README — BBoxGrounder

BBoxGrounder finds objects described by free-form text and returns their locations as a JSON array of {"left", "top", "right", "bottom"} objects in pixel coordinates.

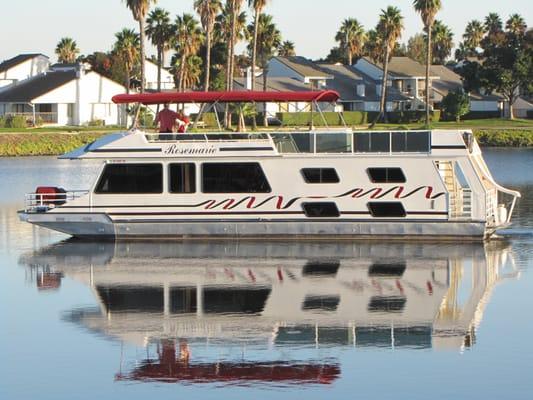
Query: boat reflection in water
[{"left": 20, "top": 241, "right": 518, "bottom": 386}]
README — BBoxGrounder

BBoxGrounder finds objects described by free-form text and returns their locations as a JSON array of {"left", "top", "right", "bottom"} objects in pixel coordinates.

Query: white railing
[{"left": 24, "top": 190, "right": 88, "bottom": 212}]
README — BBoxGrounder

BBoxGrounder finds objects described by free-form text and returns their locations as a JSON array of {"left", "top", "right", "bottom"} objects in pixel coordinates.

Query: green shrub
[
  {"left": 0, "top": 116, "right": 5, "bottom": 128},
  {"left": 88, "top": 119, "right": 105, "bottom": 127},
  {"left": 275, "top": 111, "right": 367, "bottom": 126},
  {"left": 474, "top": 129, "right": 533, "bottom": 147},
  {"left": 367, "top": 110, "right": 441, "bottom": 124},
  {"left": 5, "top": 115, "right": 28, "bottom": 128},
  {"left": 441, "top": 89, "right": 470, "bottom": 122},
  {"left": 462, "top": 111, "right": 501, "bottom": 120}
]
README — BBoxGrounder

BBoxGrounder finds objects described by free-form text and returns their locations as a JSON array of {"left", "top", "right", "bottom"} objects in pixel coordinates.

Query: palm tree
[
  {"left": 484, "top": 12, "right": 503, "bottom": 37},
  {"left": 123, "top": 0, "right": 156, "bottom": 94},
  {"left": 170, "top": 54, "right": 203, "bottom": 90},
  {"left": 463, "top": 20, "right": 485, "bottom": 53},
  {"left": 413, "top": 0, "right": 441, "bottom": 126},
  {"left": 365, "top": 29, "right": 385, "bottom": 63},
  {"left": 113, "top": 28, "right": 140, "bottom": 94},
  {"left": 55, "top": 37, "right": 80, "bottom": 63},
  {"left": 247, "top": 13, "right": 281, "bottom": 126},
  {"left": 248, "top": 0, "right": 268, "bottom": 92},
  {"left": 173, "top": 13, "right": 204, "bottom": 92},
  {"left": 335, "top": 18, "right": 366, "bottom": 65},
  {"left": 374, "top": 6, "right": 404, "bottom": 125},
  {"left": 194, "top": 0, "right": 222, "bottom": 91},
  {"left": 506, "top": 14, "right": 527, "bottom": 36},
  {"left": 430, "top": 20, "right": 453, "bottom": 64},
  {"left": 146, "top": 8, "right": 173, "bottom": 93},
  {"left": 278, "top": 41, "right": 296, "bottom": 57}
]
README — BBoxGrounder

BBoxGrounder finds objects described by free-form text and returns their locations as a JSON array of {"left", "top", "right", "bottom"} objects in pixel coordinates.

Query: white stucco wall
[
  {"left": 32, "top": 70, "right": 127, "bottom": 126},
  {"left": 0, "top": 56, "right": 50, "bottom": 88},
  {"left": 145, "top": 60, "right": 175, "bottom": 90}
]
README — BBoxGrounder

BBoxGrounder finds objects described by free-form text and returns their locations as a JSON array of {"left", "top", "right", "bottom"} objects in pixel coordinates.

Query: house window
[
  {"left": 367, "top": 168, "right": 406, "bottom": 183},
  {"left": 202, "top": 163, "right": 271, "bottom": 193},
  {"left": 169, "top": 163, "right": 196, "bottom": 193},
  {"left": 95, "top": 164, "right": 163, "bottom": 194},
  {"left": 37, "top": 104, "right": 52, "bottom": 113},
  {"left": 301, "top": 168, "right": 340, "bottom": 184},
  {"left": 302, "top": 202, "right": 340, "bottom": 218},
  {"left": 367, "top": 202, "right": 406, "bottom": 218}
]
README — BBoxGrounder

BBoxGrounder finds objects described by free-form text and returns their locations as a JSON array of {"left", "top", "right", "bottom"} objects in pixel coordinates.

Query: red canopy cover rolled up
[{"left": 112, "top": 90, "right": 340, "bottom": 105}]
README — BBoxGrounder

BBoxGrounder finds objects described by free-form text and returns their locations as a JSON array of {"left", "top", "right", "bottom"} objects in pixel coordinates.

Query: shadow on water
[{"left": 18, "top": 239, "right": 520, "bottom": 387}]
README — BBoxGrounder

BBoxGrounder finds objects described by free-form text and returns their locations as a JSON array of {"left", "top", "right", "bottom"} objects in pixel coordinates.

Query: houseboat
[{"left": 18, "top": 91, "right": 520, "bottom": 240}]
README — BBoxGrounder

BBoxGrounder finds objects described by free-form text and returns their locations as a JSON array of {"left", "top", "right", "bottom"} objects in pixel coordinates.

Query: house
[
  {"left": 267, "top": 56, "right": 333, "bottom": 89},
  {"left": 0, "top": 62, "right": 128, "bottom": 126},
  {"left": 145, "top": 59, "right": 175, "bottom": 91},
  {"left": 317, "top": 63, "right": 411, "bottom": 112},
  {"left": 430, "top": 65, "right": 503, "bottom": 114},
  {"left": 0, "top": 54, "right": 50, "bottom": 89},
  {"left": 353, "top": 56, "right": 440, "bottom": 111},
  {"left": 233, "top": 75, "right": 338, "bottom": 119},
  {"left": 511, "top": 97, "right": 533, "bottom": 119}
]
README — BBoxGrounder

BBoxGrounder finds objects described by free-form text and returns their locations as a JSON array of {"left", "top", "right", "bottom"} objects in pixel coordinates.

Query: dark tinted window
[
  {"left": 302, "top": 202, "right": 340, "bottom": 218},
  {"left": 392, "top": 131, "right": 430, "bottom": 152},
  {"left": 169, "top": 163, "right": 196, "bottom": 193},
  {"left": 95, "top": 164, "right": 162, "bottom": 194},
  {"left": 170, "top": 287, "right": 197, "bottom": 314},
  {"left": 202, "top": 163, "right": 271, "bottom": 193},
  {"left": 302, "top": 261, "right": 340, "bottom": 276},
  {"left": 368, "top": 296, "right": 406, "bottom": 313},
  {"left": 368, "top": 202, "right": 406, "bottom": 217},
  {"left": 367, "top": 168, "right": 406, "bottom": 183},
  {"left": 368, "top": 262, "right": 407, "bottom": 277},
  {"left": 203, "top": 287, "right": 271, "bottom": 314},
  {"left": 96, "top": 285, "right": 163, "bottom": 313},
  {"left": 301, "top": 168, "right": 340, "bottom": 183},
  {"left": 302, "top": 295, "right": 340, "bottom": 311},
  {"left": 370, "top": 132, "right": 391, "bottom": 152}
]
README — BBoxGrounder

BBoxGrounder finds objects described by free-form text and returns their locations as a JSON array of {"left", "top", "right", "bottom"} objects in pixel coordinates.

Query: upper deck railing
[{"left": 146, "top": 130, "right": 432, "bottom": 154}]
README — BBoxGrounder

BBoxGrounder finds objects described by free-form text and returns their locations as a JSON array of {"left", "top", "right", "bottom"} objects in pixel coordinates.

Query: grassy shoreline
[{"left": 0, "top": 122, "right": 532, "bottom": 156}]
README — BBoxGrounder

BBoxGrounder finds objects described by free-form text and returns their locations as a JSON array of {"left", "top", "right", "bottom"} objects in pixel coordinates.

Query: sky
[{"left": 1, "top": 0, "right": 531, "bottom": 63}]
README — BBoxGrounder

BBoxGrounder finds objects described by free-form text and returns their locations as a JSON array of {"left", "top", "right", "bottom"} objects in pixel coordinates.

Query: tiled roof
[
  {"left": 0, "top": 54, "right": 48, "bottom": 74},
  {"left": 0, "top": 70, "right": 76, "bottom": 102},
  {"left": 363, "top": 56, "right": 439, "bottom": 78},
  {"left": 273, "top": 56, "right": 333, "bottom": 79}
]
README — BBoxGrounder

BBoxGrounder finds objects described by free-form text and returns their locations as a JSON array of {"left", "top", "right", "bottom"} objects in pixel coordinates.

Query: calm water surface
[{"left": 1, "top": 149, "right": 532, "bottom": 399}]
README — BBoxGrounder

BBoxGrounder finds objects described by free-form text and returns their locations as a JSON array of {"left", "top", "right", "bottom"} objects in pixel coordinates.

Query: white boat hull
[{"left": 20, "top": 211, "right": 488, "bottom": 240}]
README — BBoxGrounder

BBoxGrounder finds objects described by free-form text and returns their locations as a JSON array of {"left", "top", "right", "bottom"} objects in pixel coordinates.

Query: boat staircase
[{"left": 436, "top": 161, "right": 472, "bottom": 220}]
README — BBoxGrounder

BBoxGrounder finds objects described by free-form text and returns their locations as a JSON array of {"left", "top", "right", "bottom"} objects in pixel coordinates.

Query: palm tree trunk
[
  {"left": 425, "top": 25, "right": 432, "bottom": 127},
  {"left": 263, "top": 63, "right": 268, "bottom": 127},
  {"left": 378, "top": 46, "right": 390, "bottom": 124},
  {"left": 157, "top": 46, "right": 162, "bottom": 93},
  {"left": 348, "top": 51, "right": 352, "bottom": 66},
  {"left": 179, "top": 53, "right": 187, "bottom": 92},
  {"left": 139, "top": 19, "right": 146, "bottom": 93},
  {"left": 251, "top": 9, "right": 259, "bottom": 130},
  {"left": 204, "top": 25, "right": 212, "bottom": 91}
]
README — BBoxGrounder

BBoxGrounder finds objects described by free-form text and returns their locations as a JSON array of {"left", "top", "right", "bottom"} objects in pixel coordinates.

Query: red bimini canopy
[{"left": 112, "top": 90, "right": 340, "bottom": 105}]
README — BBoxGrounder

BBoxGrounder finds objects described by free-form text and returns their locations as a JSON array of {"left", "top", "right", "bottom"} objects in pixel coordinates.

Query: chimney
[
  {"left": 356, "top": 84, "right": 365, "bottom": 97},
  {"left": 246, "top": 67, "right": 252, "bottom": 90}
]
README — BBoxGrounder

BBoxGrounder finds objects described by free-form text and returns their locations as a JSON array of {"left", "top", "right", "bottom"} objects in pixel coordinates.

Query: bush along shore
[
  {"left": 0, "top": 132, "right": 106, "bottom": 156},
  {"left": 0, "top": 128, "right": 532, "bottom": 156}
]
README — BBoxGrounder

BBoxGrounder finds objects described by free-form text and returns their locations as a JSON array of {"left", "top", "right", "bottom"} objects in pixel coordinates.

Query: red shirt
[
  {"left": 177, "top": 115, "right": 190, "bottom": 133},
  {"left": 155, "top": 108, "right": 180, "bottom": 133}
]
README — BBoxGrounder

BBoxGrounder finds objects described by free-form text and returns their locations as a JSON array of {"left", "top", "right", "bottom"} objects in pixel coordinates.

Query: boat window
[
  {"left": 169, "top": 163, "right": 196, "bottom": 193},
  {"left": 302, "top": 202, "right": 340, "bottom": 218},
  {"left": 96, "top": 285, "right": 163, "bottom": 313},
  {"left": 367, "top": 168, "right": 406, "bottom": 183},
  {"left": 302, "top": 295, "right": 340, "bottom": 312},
  {"left": 302, "top": 261, "right": 341, "bottom": 276},
  {"left": 301, "top": 168, "right": 340, "bottom": 184},
  {"left": 368, "top": 262, "right": 407, "bottom": 277},
  {"left": 367, "top": 202, "right": 406, "bottom": 218},
  {"left": 202, "top": 163, "right": 271, "bottom": 193},
  {"left": 368, "top": 296, "right": 406, "bottom": 313},
  {"left": 95, "top": 164, "right": 162, "bottom": 194},
  {"left": 202, "top": 286, "right": 271, "bottom": 314},
  {"left": 392, "top": 131, "right": 430, "bottom": 152},
  {"left": 354, "top": 132, "right": 390, "bottom": 153},
  {"left": 315, "top": 133, "right": 352, "bottom": 153}
]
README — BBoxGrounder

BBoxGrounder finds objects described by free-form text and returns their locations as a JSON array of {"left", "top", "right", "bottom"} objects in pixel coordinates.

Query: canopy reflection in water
[{"left": 19, "top": 240, "right": 518, "bottom": 386}]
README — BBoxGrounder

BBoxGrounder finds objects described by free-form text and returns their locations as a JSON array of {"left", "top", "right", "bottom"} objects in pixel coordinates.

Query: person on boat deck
[
  {"left": 154, "top": 103, "right": 188, "bottom": 133},
  {"left": 176, "top": 110, "right": 190, "bottom": 133}
]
